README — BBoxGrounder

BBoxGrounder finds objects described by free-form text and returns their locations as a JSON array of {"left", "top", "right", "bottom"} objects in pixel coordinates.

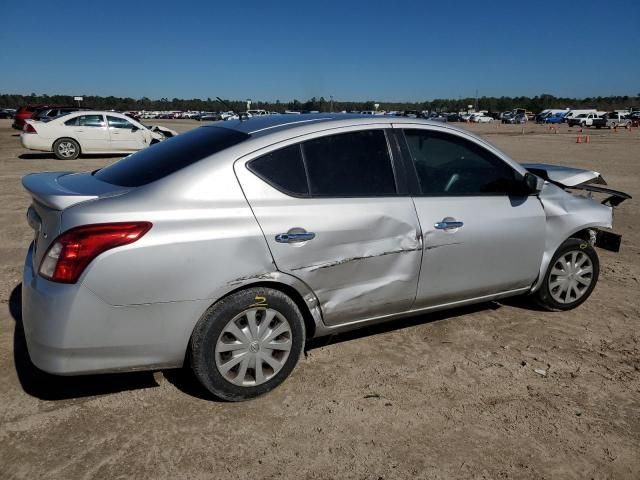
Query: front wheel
[
  {"left": 53, "top": 138, "right": 80, "bottom": 160},
  {"left": 535, "top": 238, "right": 599, "bottom": 311},
  {"left": 190, "top": 287, "right": 305, "bottom": 401}
]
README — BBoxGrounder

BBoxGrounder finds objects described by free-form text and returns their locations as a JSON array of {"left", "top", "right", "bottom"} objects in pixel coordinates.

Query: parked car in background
[
  {"left": 567, "top": 113, "right": 606, "bottom": 128},
  {"left": 0, "top": 108, "right": 16, "bottom": 119},
  {"left": 544, "top": 113, "right": 566, "bottom": 124},
  {"left": 535, "top": 110, "right": 567, "bottom": 123},
  {"left": 31, "top": 106, "right": 88, "bottom": 122},
  {"left": 20, "top": 114, "right": 629, "bottom": 401},
  {"left": 605, "top": 112, "right": 632, "bottom": 129},
  {"left": 471, "top": 113, "right": 494, "bottom": 123},
  {"left": 21, "top": 111, "right": 170, "bottom": 159},
  {"left": 503, "top": 113, "right": 527, "bottom": 124},
  {"left": 563, "top": 109, "right": 597, "bottom": 124},
  {"left": 13, "top": 105, "right": 47, "bottom": 130},
  {"left": 501, "top": 112, "right": 514, "bottom": 124}
]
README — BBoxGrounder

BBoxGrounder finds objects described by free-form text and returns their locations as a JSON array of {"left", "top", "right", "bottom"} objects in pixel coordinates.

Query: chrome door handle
[
  {"left": 275, "top": 232, "right": 316, "bottom": 243},
  {"left": 434, "top": 220, "right": 464, "bottom": 230}
]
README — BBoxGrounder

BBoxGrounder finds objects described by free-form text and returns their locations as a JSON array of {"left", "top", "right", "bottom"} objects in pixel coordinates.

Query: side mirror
[
  {"left": 524, "top": 172, "right": 544, "bottom": 193},
  {"left": 131, "top": 125, "right": 139, "bottom": 132}
]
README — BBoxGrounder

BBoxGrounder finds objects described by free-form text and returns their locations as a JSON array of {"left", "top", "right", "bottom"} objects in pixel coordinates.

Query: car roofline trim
[{"left": 248, "top": 117, "right": 334, "bottom": 134}]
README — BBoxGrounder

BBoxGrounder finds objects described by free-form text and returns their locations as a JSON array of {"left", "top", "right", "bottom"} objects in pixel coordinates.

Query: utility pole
[{"left": 475, "top": 89, "right": 478, "bottom": 111}]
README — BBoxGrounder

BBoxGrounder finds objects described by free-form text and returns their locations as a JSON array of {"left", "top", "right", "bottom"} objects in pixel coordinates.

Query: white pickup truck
[
  {"left": 567, "top": 113, "right": 607, "bottom": 128},
  {"left": 605, "top": 112, "right": 632, "bottom": 129}
]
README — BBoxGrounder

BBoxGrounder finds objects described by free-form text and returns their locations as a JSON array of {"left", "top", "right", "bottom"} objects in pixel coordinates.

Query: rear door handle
[
  {"left": 275, "top": 232, "right": 316, "bottom": 243},
  {"left": 434, "top": 220, "right": 464, "bottom": 230}
]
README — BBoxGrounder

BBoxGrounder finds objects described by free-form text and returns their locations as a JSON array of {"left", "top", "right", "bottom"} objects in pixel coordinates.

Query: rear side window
[
  {"left": 248, "top": 144, "right": 308, "bottom": 196},
  {"left": 95, "top": 126, "right": 250, "bottom": 187},
  {"left": 65, "top": 115, "right": 105, "bottom": 127},
  {"left": 404, "top": 129, "right": 517, "bottom": 195},
  {"left": 303, "top": 130, "right": 396, "bottom": 196}
]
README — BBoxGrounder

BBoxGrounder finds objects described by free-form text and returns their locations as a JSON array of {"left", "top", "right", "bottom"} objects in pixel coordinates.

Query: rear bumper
[
  {"left": 21, "top": 243, "right": 206, "bottom": 375},
  {"left": 20, "top": 133, "right": 51, "bottom": 152}
]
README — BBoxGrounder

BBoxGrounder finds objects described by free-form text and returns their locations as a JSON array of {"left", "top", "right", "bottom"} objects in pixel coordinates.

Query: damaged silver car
[{"left": 21, "top": 115, "right": 630, "bottom": 400}]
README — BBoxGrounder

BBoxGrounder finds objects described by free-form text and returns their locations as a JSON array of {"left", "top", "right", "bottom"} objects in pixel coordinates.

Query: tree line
[{"left": 1, "top": 93, "right": 638, "bottom": 113}]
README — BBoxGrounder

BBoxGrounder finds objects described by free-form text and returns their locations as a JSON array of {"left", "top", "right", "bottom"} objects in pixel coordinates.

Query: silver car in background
[{"left": 21, "top": 115, "right": 630, "bottom": 400}]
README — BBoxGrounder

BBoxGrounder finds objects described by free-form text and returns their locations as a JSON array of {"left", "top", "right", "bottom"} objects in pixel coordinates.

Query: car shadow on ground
[
  {"left": 304, "top": 301, "right": 502, "bottom": 351},
  {"left": 18, "top": 153, "right": 125, "bottom": 160},
  {"left": 8, "top": 283, "right": 159, "bottom": 401}
]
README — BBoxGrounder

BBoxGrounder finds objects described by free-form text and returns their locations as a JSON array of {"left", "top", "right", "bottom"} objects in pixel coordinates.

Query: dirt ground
[{"left": 0, "top": 118, "right": 638, "bottom": 479}]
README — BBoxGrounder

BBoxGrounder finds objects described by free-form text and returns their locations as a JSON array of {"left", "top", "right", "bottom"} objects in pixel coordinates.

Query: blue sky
[{"left": 1, "top": 0, "right": 638, "bottom": 102}]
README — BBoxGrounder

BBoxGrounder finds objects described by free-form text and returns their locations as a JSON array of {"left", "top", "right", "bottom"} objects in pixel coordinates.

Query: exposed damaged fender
[
  {"left": 148, "top": 125, "right": 178, "bottom": 139},
  {"left": 531, "top": 181, "right": 615, "bottom": 292}
]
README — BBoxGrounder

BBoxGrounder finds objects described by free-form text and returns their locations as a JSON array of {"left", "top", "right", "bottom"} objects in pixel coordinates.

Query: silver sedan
[{"left": 21, "top": 115, "right": 629, "bottom": 400}]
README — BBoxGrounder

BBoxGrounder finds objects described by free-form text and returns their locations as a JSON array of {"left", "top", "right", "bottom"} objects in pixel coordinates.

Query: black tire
[
  {"left": 53, "top": 138, "right": 80, "bottom": 160},
  {"left": 535, "top": 238, "right": 599, "bottom": 311},
  {"left": 190, "top": 287, "right": 305, "bottom": 401}
]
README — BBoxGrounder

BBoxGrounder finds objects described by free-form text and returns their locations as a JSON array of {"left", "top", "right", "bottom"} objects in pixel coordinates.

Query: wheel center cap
[{"left": 249, "top": 341, "right": 260, "bottom": 353}]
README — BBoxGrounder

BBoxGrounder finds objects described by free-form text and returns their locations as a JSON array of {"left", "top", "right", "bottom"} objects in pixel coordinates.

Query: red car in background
[{"left": 12, "top": 105, "right": 47, "bottom": 130}]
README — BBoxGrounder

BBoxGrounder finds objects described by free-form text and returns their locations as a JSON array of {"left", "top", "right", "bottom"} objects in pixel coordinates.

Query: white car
[
  {"left": 21, "top": 111, "right": 171, "bottom": 160},
  {"left": 472, "top": 114, "right": 494, "bottom": 123}
]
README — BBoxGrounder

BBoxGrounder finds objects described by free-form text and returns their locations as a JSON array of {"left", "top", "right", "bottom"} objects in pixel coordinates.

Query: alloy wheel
[{"left": 57, "top": 141, "right": 76, "bottom": 158}]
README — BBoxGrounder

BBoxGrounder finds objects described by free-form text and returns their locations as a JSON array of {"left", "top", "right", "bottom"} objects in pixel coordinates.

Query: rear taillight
[
  {"left": 23, "top": 123, "right": 37, "bottom": 134},
  {"left": 39, "top": 222, "right": 152, "bottom": 283}
]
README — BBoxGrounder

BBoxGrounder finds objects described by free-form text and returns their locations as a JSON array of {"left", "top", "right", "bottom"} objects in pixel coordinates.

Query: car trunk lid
[{"left": 22, "top": 171, "right": 131, "bottom": 269}]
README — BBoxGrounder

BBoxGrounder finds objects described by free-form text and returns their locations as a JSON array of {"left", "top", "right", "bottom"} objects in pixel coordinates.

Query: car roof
[{"left": 220, "top": 113, "right": 469, "bottom": 137}]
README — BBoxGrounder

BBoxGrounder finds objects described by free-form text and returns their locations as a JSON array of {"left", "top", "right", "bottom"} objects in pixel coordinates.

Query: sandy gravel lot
[{"left": 0, "top": 118, "right": 638, "bottom": 479}]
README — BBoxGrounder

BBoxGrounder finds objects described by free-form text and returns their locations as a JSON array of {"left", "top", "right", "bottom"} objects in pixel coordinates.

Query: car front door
[
  {"left": 396, "top": 127, "right": 546, "bottom": 308},
  {"left": 107, "top": 115, "right": 148, "bottom": 151},
  {"left": 64, "top": 114, "right": 110, "bottom": 152},
  {"left": 235, "top": 127, "right": 423, "bottom": 325}
]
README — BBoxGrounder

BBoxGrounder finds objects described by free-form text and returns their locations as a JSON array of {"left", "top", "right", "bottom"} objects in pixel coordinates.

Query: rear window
[{"left": 95, "top": 126, "right": 249, "bottom": 187}]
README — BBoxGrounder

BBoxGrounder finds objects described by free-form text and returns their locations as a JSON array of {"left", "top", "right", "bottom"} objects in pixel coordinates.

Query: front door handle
[
  {"left": 434, "top": 220, "right": 464, "bottom": 230},
  {"left": 275, "top": 231, "right": 316, "bottom": 243}
]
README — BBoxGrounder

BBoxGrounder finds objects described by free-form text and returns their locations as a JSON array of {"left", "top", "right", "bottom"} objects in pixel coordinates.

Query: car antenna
[{"left": 216, "top": 97, "right": 249, "bottom": 121}]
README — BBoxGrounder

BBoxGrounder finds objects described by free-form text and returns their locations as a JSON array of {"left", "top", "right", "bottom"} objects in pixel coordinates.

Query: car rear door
[
  {"left": 64, "top": 114, "right": 110, "bottom": 151},
  {"left": 235, "top": 126, "right": 423, "bottom": 325},
  {"left": 394, "top": 126, "right": 546, "bottom": 308}
]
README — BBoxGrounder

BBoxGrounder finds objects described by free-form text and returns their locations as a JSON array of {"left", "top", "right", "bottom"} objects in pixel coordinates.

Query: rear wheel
[
  {"left": 53, "top": 138, "right": 80, "bottom": 160},
  {"left": 190, "top": 287, "right": 305, "bottom": 401},
  {"left": 535, "top": 238, "right": 599, "bottom": 311}
]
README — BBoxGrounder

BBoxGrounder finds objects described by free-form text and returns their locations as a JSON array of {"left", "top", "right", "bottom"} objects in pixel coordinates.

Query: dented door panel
[{"left": 235, "top": 161, "right": 422, "bottom": 325}]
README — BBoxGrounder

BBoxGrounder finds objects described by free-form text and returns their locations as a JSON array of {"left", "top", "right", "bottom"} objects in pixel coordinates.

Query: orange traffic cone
[
  {"left": 586, "top": 134, "right": 591, "bottom": 143},
  {"left": 576, "top": 133, "right": 582, "bottom": 143}
]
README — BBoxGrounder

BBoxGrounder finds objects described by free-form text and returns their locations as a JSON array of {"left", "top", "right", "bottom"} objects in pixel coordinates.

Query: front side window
[
  {"left": 107, "top": 116, "right": 134, "bottom": 129},
  {"left": 404, "top": 129, "right": 518, "bottom": 195},
  {"left": 302, "top": 130, "right": 396, "bottom": 196}
]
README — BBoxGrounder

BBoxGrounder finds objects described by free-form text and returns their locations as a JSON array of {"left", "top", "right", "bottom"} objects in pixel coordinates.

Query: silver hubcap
[
  {"left": 58, "top": 141, "right": 76, "bottom": 158},
  {"left": 215, "top": 308, "right": 292, "bottom": 387},
  {"left": 549, "top": 250, "right": 593, "bottom": 304}
]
